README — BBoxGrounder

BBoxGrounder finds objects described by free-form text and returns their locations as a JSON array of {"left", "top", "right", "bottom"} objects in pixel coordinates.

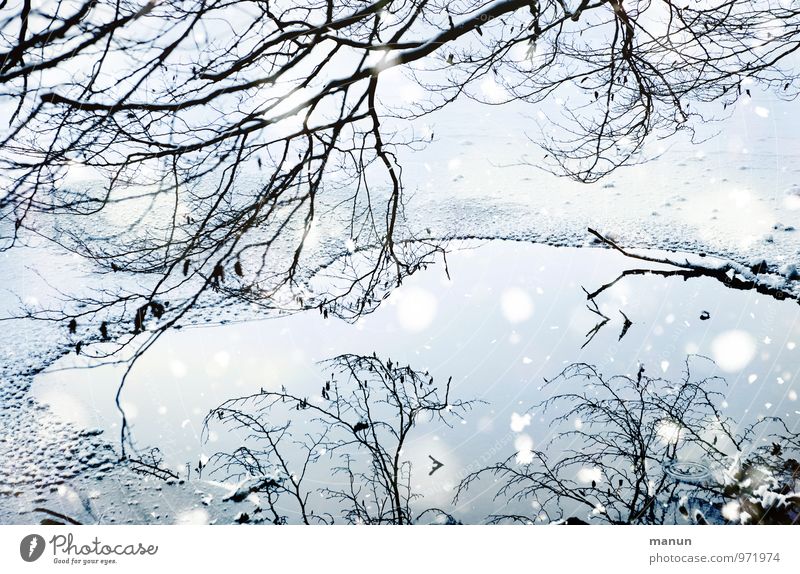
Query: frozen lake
[{"left": 30, "top": 240, "right": 800, "bottom": 524}]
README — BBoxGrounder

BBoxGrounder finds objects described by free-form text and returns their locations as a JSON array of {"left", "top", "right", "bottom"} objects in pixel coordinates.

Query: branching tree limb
[
  {"left": 203, "top": 352, "right": 477, "bottom": 524},
  {"left": 455, "top": 357, "right": 800, "bottom": 525}
]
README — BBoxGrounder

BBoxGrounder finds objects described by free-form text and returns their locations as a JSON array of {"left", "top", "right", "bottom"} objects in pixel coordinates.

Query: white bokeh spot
[
  {"left": 711, "top": 330, "right": 757, "bottom": 372},
  {"left": 395, "top": 286, "right": 437, "bottom": 332},
  {"left": 577, "top": 467, "right": 602, "bottom": 484},
  {"left": 501, "top": 287, "right": 534, "bottom": 323},
  {"left": 510, "top": 412, "right": 531, "bottom": 433},
  {"left": 514, "top": 434, "right": 534, "bottom": 465}
]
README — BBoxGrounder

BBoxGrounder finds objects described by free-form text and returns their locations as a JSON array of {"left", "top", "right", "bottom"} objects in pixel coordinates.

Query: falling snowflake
[{"left": 510, "top": 412, "right": 531, "bottom": 433}]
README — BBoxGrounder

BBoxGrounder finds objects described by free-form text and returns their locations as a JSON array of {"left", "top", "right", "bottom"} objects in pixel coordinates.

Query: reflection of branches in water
[
  {"left": 94, "top": 239, "right": 445, "bottom": 457},
  {"left": 617, "top": 310, "right": 632, "bottom": 341},
  {"left": 455, "top": 357, "right": 800, "bottom": 525},
  {"left": 578, "top": 226, "right": 800, "bottom": 348},
  {"left": 587, "top": 228, "right": 799, "bottom": 304},
  {"left": 204, "top": 353, "right": 477, "bottom": 524},
  {"left": 580, "top": 288, "right": 610, "bottom": 349}
]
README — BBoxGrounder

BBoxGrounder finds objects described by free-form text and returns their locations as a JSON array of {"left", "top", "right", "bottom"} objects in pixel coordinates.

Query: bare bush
[
  {"left": 203, "top": 352, "right": 477, "bottom": 524},
  {"left": 455, "top": 357, "right": 800, "bottom": 525}
]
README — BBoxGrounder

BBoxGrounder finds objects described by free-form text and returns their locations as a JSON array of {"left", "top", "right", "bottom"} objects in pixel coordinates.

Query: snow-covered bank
[{"left": 400, "top": 91, "right": 800, "bottom": 291}]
